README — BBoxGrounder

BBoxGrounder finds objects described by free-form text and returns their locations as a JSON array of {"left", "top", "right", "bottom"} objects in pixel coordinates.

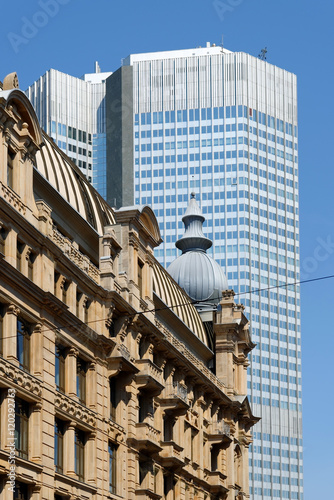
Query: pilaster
[
  {"left": 66, "top": 347, "right": 78, "bottom": 398},
  {"left": 3, "top": 304, "right": 19, "bottom": 363}
]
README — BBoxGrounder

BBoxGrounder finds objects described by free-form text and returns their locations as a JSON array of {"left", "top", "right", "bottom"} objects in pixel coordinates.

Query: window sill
[
  {"left": 55, "top": 472, "right": 98, "bottom": 493},
  {"left": 0, "top": 449, "right": 43, "bottom": 474}
]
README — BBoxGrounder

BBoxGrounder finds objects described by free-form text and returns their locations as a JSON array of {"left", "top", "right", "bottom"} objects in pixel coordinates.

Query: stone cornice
[
  {"left": 55, "top": 471, "right": 98, "bottom": 495},
  {"left": 154, "top": 318, "right": 234, "bottom": 406}
]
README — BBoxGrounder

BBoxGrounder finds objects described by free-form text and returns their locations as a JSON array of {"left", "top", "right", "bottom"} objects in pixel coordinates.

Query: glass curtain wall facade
[
  {"left": 26, "top": 67, "right": 111, "bottom": 197},
  {"left": 107, "top": 46, "right": 302, "bottom": 500}
]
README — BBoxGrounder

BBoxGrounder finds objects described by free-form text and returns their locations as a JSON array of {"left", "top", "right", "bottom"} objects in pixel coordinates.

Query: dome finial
[
  {"left": 175, "top": 192, "right": 212, "bottom": 253},
  {"left": 167, "top": 192, "right": 228, "bottom": 309}
]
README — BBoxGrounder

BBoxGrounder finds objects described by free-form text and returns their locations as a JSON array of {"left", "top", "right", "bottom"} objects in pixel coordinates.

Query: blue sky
[{"left": 1, "top": 1, "right": 333, "bottom": 497}]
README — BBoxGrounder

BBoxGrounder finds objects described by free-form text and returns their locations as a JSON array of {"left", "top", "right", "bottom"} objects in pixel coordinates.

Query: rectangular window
[
  {"left": 0, "top": 304, "right": 3, "bottom": 356},
  {"left": 62, "top": 280, "right": 69, "bottom": 304},
  {"left": 109, "top": 442, "right": 117, "bottom": 494},
  {"left": 55, "top": 418, "right": 65, "bottom": 473},
  {"left": 75, "top": 429, "right": 85, "bottom": 481},
  {"left": 163, "top": 473, "right": 176, "bottom": 499},
  {"left": 15, "top": 398, "right": 29, "bottom": 459},
  {"left": 84, "top": 299, "right": 90, "bottom": 324},
  {"left": 55, "top": 345, "right": 66, "bottom": 392},
  {"left": 76, "top": 291, "right": 82, "bottom": 318},
  {"left": 77, "top": 358, "right": 87, "bottom": 404},
  {"left": 138, "top": 259, "right": 144, "bottom": 297},
  {"left": 13, "top": 482, "right": 29, "bottom": 500},
  {"left": 0, "top": 226, "right": 7, "bottom": 255},
  {"left": 16, "top": 241, "right": 24, "bottom": 272},
  {"left": 7, "top": 149, "right": 15, "bottom": 189},
  {"left": 139, "top": 460, "right": 149, "bottom": 487},
  {"left": 191, "top": 428, "right": 197, "bottom": 463},
  {"left": 17, "top": 318, "right": 30, "bottom": 371},
  {"left": 109, "top": 377, "right": 117, "bottom": 420},
  {"left": 27, "top": 252, "right": 35, "bottom": 281},
  {"left": 163, "top": 415, "right": 175, "bottom": 442}
]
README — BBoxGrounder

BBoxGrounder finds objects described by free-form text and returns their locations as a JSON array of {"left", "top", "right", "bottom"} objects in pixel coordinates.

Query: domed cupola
[{"left": 167, "top": 193, "right": 228, "bottom": 311}]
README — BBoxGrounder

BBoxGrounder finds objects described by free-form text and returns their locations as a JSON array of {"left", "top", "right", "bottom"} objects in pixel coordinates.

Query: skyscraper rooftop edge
[
  {"left": 123, "top": 43, "right": 297, "bottom": 75},
  {"left": 123, "top": 43, "right": 232, "bottom": 65}
]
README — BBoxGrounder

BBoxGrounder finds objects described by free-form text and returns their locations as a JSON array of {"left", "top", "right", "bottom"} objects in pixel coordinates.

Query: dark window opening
[{"left": 17, "top": 318, "right": 30, "bottom": 371}]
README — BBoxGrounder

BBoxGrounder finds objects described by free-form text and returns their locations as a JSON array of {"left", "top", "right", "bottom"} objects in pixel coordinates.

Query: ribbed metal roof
[
  {"left": 152, "top": 261, "right": 208, "bottom": 346},
  {"left": 35, "top": 133, "right": 116, "bottom": 233},
  {"left": 168, "top": 193, "right": 228, "bottom": 308}
]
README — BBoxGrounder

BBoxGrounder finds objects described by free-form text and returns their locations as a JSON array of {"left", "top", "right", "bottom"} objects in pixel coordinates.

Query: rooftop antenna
[
  {"left": 258, "top": 47, "right": 267, "bottom": 60},
  {"left": 221, "top": 34, "right": 224, "bottom": 52}
]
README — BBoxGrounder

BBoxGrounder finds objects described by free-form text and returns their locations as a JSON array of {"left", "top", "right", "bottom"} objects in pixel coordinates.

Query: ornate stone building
[{"left": 0, "top": 75, "right": 258, "bottom": 500}]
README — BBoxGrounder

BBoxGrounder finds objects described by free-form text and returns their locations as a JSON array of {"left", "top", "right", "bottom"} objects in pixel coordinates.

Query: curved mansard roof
[
  {"left": 0, "top": 88, "right": 115, "bottom": 233},
  {"left": 35, "top": 132, "right": 116, "bottom": 232},
  {"left": 152, "top": 260, "right": 209, "bottom": 346},
  {"left": 1, "top": 87, "right": 208, "bottom": 347}
]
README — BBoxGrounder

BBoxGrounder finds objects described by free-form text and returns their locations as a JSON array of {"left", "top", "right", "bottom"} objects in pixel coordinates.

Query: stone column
[
  {"left": 85, "top": 431, "right": 96, "bottom": 484},
  {"left": 66, "top": 348, "right": 78, "bottom": 398},
  {"left": 5, "top": 226, "right": 17, "bottom": 268},
  {"left": 30, "top": 323, "right": 43, "bottom": 376},
  {"left": 64, "top": 423, "right": 76, "bottom": 476},
  {"left": 66, "top": 280, "right": 75, "bottom": 315},
  {"left": 30, "top": 402, "right": 42, "bottom": 463},
  {"left": 4, "top": 304, "right": 19, "bottom": 363},
  {"left": 86, "top": 361, "right": 96, "bottom": 410}
]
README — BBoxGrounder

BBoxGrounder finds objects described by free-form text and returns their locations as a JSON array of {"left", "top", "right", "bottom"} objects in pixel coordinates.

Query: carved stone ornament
[
  {"left": 55, "top": 392, "right": 96, "bottom": 428},
  {"left": 105, "top": 302, "right": 116, "bottom": 329},
  {"left": 3, "top": 72, "right": 19, "bottom": 90},
  {"left": 0, "top": 357, "right": 42, "bottom": 397}
]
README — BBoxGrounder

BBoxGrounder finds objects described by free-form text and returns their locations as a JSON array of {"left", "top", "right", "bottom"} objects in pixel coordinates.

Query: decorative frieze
[
  {"left": 51, "top": 225, "right": 99, "bottom": 283},
  {"left": 0, "top": 181, "right": 26, "bottom": 215},
  {"left": 155, "top": 318, "right": 226, "bottom": 393},
  {"left": 0, "top": 357, "right": 42, "bottom": 398},
  {"left": 55, "top": 391, "right": 96, "bottom": 428}
]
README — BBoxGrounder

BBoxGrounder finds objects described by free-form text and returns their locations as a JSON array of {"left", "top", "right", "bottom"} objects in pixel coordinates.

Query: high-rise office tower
[
  {"left": 26, "top": 63, "right": 111, "bottom": 197},
  {"left": 107, "top": 44, "right": 302, "bottom": 500}
]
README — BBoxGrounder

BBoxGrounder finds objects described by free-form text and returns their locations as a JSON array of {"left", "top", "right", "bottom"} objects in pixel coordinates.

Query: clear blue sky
[{"left": 1, "top": 1, "right": 333, "bottom": 497}]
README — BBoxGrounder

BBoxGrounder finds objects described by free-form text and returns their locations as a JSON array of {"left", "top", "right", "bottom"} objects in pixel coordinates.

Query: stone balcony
[
  {"left": 157, "top": 382, "right": 189, "bottom": 416},
  {"left": 183, "top": 459, "right": 200, "bottom": 480},
  {"left": 207, "top": 420, "right": 231, "bottom": 445},
  {"left": 135, "top": 359, "right": 164, "bottom": 395},
  {"left": 135, "top": 489, "right": 161, "bottom": 500},
  {"left": 108, "top": 343, "right": 139, "bottom": 376},
  {"left": 128, "top": 422, "right": 162, "bottom": 454},
  {"left": 159, "top": 441, "right": 184, "bottom": 469},
  {"left": 204, "top": 469, "right": 229, "bottom": 494}
]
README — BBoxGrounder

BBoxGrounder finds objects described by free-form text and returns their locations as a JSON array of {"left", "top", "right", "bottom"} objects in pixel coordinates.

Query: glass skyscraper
[
  {"left": 107, "top": 44, "right": 303, "bottom": 500},
  {"left": 26, "top": 63, "right": 112, "bottom": 198}
]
